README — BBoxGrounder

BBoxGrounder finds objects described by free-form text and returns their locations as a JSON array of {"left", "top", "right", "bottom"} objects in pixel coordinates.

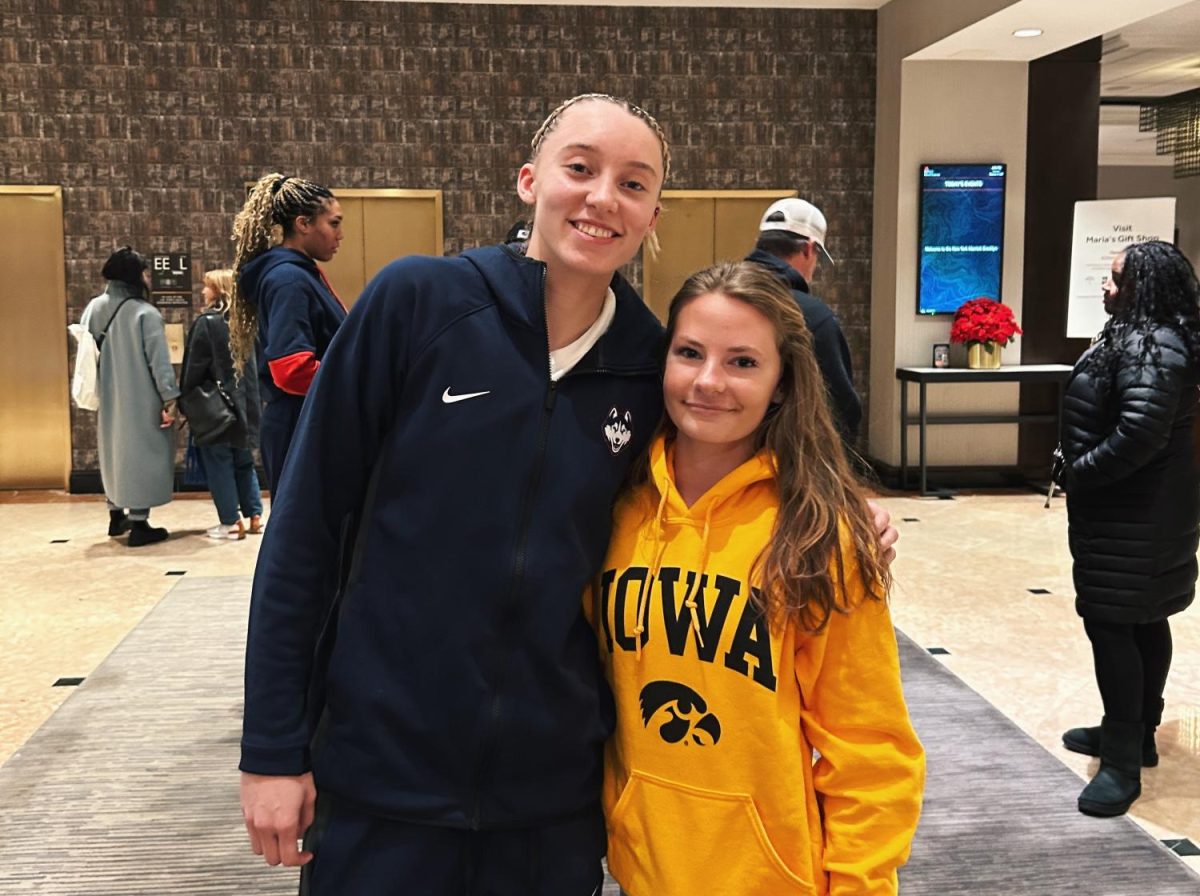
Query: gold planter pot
[{"left": 967, "top": 341, "right": 1002, "bottom": 369}]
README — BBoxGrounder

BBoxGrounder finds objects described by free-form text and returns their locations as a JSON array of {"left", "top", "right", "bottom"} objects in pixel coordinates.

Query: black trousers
[
  {"left": 1083, "top": 617, "right": 1173, "bottom": 723},
  {"left": 299, "top": 794, "right": 606, "bottom": 896}
]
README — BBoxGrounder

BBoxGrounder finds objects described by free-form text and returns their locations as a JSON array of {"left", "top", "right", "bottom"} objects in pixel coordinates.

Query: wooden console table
[{"left": 896, "top": 364, "right": 1074, "bottom": 495}]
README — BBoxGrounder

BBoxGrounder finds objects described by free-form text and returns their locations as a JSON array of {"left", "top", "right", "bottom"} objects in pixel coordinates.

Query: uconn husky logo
[{"left": 604, "top": 407, "right": 633, "bottom": 455}]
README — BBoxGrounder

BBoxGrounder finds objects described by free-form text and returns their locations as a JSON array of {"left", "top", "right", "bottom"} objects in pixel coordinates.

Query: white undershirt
[{"left": 549, "top": 287, "right": 616, "bottom": 382}]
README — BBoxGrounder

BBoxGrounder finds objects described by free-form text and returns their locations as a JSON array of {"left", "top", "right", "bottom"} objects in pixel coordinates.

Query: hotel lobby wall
[
  {"left": 868, "top": 57, "right": 1029, "bottom": 469},
  {"left": 0, "top": 0, "right": 877, "bottom": 480}
]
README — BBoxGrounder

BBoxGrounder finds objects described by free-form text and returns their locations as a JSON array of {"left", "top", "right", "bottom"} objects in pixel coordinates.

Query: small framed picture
[{"left": 932, "top": 343, "right": 950, "bottom": 368}]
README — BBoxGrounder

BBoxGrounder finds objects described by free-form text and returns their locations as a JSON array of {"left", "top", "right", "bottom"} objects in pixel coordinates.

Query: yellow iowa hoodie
[{"left": 591, "top": 435, "right": 925, "bottom": 896}]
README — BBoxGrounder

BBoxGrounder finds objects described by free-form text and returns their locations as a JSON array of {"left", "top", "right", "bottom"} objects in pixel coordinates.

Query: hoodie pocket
[{"left": 607, "top": 770, "right": 816, "bottom": 896}]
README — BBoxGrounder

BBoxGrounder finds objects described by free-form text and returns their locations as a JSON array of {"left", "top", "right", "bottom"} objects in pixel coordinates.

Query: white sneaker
[{"left": 207, "top": 521, "right": 246, "bottom": 541}]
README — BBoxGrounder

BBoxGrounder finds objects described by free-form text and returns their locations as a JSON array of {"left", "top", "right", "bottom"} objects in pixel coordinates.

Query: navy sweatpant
[
  {"left": 259, "top": 396, "right": 304, "bottom": 500},
  {"left": 299, "top": 795, "right": 606, "bottom": 896}
]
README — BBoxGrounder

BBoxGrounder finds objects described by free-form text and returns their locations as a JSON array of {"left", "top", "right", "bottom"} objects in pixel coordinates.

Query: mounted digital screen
[{"left": 918, "top": 163, "right": 1006, "bottom": 315}]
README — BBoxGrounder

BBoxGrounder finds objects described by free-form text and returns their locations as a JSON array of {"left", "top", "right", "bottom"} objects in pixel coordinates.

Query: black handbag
[{"left": 180, "top": 379, "right": 238, "bottom": 445}]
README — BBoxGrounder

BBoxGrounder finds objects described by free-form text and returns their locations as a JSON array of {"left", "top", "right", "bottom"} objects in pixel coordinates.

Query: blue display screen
[{"left": 918, "top": 163, "right": 1006, "bottom": 315}]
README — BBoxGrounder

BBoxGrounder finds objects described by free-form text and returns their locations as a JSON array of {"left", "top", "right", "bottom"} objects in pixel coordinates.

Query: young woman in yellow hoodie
[{"left": 593, "top": 261, "right": 925, "bottom": 896}]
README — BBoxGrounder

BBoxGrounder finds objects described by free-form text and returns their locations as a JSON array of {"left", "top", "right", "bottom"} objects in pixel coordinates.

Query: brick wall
[{"left": 0, "top": 0, "right": 877, "bottom": 474}]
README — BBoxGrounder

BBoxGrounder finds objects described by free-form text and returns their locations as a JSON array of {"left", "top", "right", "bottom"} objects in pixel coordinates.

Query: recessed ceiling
[
  {"left": 897, "top": 0, "right": 1198, "bottom": 167},
  {"left": 1100, "top": 0, "right": 1200, "bottom": 166},
  {"left": 1101, "top": 0, "right": 1200, "bottom": 97}
]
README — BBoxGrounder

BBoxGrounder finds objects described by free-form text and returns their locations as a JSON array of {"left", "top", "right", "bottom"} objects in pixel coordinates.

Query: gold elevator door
[
  {"left": 643, "top": 190, "right": 796, "bottom": 321},
  {"left": 0, "top": 186, "right": 69, "bottom": 489},
  {"left": 319, "top": 189, "right": 445, "bottom": 308}
]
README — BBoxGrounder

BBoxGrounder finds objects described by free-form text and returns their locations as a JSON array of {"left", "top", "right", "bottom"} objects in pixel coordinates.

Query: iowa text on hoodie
[
  {"left": 593, "top": 436, "right": 925, "bottom": 895},
  {"left": 241, "top": 245, "right": 664, "bottom": 829}
]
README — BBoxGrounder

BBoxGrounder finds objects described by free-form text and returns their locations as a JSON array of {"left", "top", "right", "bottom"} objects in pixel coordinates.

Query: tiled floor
[{"left": 1, "top": 488, "right": 1197, "bottom": 874}]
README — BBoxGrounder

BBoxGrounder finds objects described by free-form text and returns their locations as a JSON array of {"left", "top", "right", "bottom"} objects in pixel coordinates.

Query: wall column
[{"left": 1017, "top": 38, "right": 1101, "bottom": 473}]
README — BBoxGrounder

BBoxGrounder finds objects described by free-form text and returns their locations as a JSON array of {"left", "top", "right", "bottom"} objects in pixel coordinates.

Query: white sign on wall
[{"left": 1066, "top": 198, "right": 1176, "bottom": 339}]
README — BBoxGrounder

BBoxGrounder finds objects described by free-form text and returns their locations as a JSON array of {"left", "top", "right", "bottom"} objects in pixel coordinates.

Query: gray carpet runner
[{"left": 0, "top": 576, "right": 1195, "bottom": 894}]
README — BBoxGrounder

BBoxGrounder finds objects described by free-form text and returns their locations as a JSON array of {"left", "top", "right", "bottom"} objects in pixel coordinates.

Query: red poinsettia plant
[{"left": 949, "top": 297, "right": 1022, "bottom": 346}]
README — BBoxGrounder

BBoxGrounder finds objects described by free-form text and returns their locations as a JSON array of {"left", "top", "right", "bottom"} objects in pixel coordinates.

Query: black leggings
[{"left": 1083, "top": 618, "right": 1173, "bottom": 723}]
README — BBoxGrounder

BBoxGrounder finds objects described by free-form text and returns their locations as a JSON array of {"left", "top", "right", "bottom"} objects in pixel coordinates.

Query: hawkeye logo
[{"left": 639, "top": 680, "right": 722, "bottom": 746}]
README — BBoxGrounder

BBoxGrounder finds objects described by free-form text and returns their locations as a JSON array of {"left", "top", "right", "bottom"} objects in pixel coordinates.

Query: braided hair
[
  {"left": 1085, "top": 240, "right": 1200, "bottom": 391},
  {"left": 530, "top": 94, "right": 672, "bottom": 185},
  {"left": 229, "top": 173, "right": 334, "bottom": 373},
  {"left": 529, "top": 94, "right": 671, "bottom": 257}
]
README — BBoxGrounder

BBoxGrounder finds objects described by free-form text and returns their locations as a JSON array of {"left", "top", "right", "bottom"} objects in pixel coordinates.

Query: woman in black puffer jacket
[{"left": 1060, "top": 240, "right": 1200, "bottom": 819}]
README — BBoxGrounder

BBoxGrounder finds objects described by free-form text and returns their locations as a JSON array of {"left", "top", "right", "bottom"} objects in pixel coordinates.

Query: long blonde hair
[
  {"left": 228, "top": 173, "right": 334, "bottom": 372},
  {"left": 647, "top": 261, "right": 888, "bottom": 632}
]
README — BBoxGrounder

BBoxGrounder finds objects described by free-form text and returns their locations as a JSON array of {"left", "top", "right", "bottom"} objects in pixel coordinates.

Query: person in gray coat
[
  {"left": 84, "top": 247, "right": 181, "bottom": 547},
  {"left": 1059, "top": 240, "right": 1200, "bottom": 817}
]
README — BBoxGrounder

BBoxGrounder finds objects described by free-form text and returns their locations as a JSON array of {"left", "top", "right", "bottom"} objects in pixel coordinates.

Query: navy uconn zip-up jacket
[{"left": 241, "top": 245, "right": 664, "bottom": 828}]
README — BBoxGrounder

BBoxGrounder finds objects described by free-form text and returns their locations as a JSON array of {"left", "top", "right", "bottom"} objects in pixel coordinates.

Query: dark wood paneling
[
  {"left": 1019, "top": 38, "right": 1101, "bottom": 473},
  {"left": 0, "top": 0, "right": 879, "bottom": 477}
]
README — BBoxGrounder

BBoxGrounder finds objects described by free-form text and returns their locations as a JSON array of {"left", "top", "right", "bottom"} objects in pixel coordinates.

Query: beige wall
[
  {"left": 869, "top": 55, "right": 1029, "bottom": 468},
  {"left": 879, "top": 0, "right": 1021, "bottom": 60},
  {"left": 1098, "top": 165, "right": 1200, "bottom": 268}
]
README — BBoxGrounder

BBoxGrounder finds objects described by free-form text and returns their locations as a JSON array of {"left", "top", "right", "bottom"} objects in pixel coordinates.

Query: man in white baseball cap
[
  {"left": 747, "top": 197, "right": 862, "bottom": 447},
  {"left": 758, "top": 197, "right": 836, "bottom": 266}
]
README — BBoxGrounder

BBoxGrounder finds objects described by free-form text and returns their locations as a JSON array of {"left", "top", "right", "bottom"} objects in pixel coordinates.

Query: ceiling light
[{"left": 1013, "top": 28, "right": 1043, "bottom": 38}]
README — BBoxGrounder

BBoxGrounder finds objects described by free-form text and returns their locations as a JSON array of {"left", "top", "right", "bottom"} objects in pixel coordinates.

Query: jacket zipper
[{"left": 469, "top": 265, "right": 555, "bottom": 829}]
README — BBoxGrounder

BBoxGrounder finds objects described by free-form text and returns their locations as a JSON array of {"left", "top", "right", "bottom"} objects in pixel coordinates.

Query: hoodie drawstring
[
  {"left": 685, "top": 501, "right": 717, "bottom": 649},
  {"left": 635, "top": 486, "right": 671, "bottom": 661}
]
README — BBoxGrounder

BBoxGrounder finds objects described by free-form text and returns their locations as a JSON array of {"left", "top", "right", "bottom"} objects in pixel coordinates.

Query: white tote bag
[{"left": 68, "top": 303, "right": 100, "bottom": 411}]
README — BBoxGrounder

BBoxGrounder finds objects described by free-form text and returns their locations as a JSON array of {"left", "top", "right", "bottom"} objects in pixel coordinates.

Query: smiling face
[
  {"left": 294, "top": 198, "right": 344, "bottom": 263},
  {"left": 664, "top": 291, "right": 784, "bottom": 465},
  {"left": 517, "top": 100, "right": 663, "bottom": 284}
]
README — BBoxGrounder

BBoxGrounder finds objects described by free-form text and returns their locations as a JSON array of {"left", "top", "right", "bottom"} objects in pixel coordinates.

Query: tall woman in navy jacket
[
  {"left": 228, "top": 174, "right": 346, "bottom": 498},
  {"left": 1060, "top": 240, "right": 1200, "bottom": 818},
  {"left": 239, "top": 96, "right": 670, "bottom": 895},
  {"left": 237, "top": 97, "right": 897, "bottom": 895}
]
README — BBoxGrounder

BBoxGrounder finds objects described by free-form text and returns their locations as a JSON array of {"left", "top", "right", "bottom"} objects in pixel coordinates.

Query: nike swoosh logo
[{"left": 442, "top": 387, "right": 491, "bottom": 404}]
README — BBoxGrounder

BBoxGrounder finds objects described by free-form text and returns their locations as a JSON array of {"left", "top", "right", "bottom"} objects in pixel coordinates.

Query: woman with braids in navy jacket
[
  {"left": 228, "top": 174, "right": 347, "bottom": 498},
  {"left": 1060, "top": 240, "right": 1200, "bottom": 818}
]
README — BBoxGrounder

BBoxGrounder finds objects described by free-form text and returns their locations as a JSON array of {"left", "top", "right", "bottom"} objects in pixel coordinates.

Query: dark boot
[
  {"left": 127, "top": 520, "right": 168, "bottom": 547},
  {"left": 1078, "top": 717, "right": 1143, "bottom": 817},
  {"left": 1062, "top": 725, "right": 1102, "bottom": 757},
  {"left": 1064, "top": 701, "right": 1163, "bottom": 768},
  {"left": 107, "top": 509, "right": 131, "bottom": 537}
]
